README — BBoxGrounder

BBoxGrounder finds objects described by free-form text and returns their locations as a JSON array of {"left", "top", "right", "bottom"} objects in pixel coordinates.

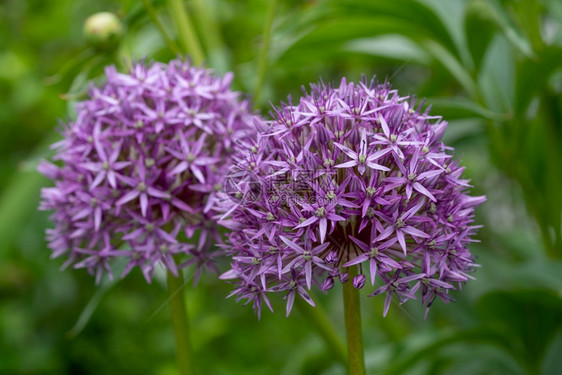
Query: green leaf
[
  {"left": 477, "top": 290, "right": 562, "bottom": 372},
  {"left": 0, "top": 135, "right": 59, "bottom": 256},
  {"left": 502, "top": 0, "right": 544, "bottom": 51},
  {"left": 426, "top": 97, "right": 508, "bottom": 120},
  {"left": 333, "top": 0, "right": 460, "bottom": 56},
  {"left": 543, "top": 0, "right": 562, "bottom": 44},
  {"left": 66, "top": 257, "right": 128, "bottom": 338},
  {"left": 477, "top": 36, "right": 515, "bottom": 112},
  {"left": 464, "top": 0, "right": 498, "bottom": 72},
  {"left": 419, "top": 0, "right": 473, "bottom": 68},
  {"left": 274, "top": 0, "right": 461, "bottom": 64},
  {"left": 424, "top": 40, "right": 478, "bottom": 98},
  {"left": 66, "top": 282, "right": 114, "bottom": 339},
  {"left": 342, "top": 35, "right": 431, "bottom": 64},
  {"left": 276, "top": 16, "right": 426, "bottom": 63},
  {"left": 542, "top": 331, "right": 562, "bottom": 375},
  {"left": 473, "top": 0, "right": 535, "bottom": 58},
  {"left": 514, "top": 46, "right": 562, "bottom": 114},
  {"left": 382, "top": 328, "right": 513, "bottom": 375}
]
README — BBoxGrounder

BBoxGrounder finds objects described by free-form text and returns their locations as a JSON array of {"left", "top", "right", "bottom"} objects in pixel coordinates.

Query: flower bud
[
  {"left": 321, "top": 276, "right": 334, "bottom": 291},
  {"left": 83, "top": 12, "right": 123, "bottom": 51},
  {"left": 325, "top": 250, "right": 338, "bottom": 264},
  {"left": 353, "top": 274, "right": 366, "bottom": 289}
]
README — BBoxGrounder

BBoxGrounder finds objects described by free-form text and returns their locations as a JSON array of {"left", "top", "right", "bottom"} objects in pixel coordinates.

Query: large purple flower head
[
  {"left": 39, "top": 59, "right": 258, "bottom": 283},
  {"left": 219, "top": 78, "right": 485, "bottom": 318}
]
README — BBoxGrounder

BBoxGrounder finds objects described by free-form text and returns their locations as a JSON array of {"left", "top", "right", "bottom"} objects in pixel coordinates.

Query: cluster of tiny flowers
[
  {"left": 39, "top": 59, "right": 257, "bottom": 283},
  {"left": 218, "top": 78, "right": 485, "bottom": 317}
]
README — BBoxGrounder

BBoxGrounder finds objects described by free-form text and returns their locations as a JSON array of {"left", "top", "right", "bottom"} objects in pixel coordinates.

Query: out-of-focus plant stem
[
  {"left": 167, "top": 271, "right": 196, "bottom": 375},
  {"left": 142, "top": 0, "right": 182, "bottom": 55},
  {"left": 253, "top": 0, "right": 277, "bottom": 105},
  {"left": 166, "top": 0, "right": 204, "bottom": 65},
  {"left": 192, "top": 0, "right": 229, "bottom": 73}
]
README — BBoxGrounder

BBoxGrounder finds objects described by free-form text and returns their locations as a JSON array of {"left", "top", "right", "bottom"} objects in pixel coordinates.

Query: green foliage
[{"left": 1, "top": 0, "right": 561, "bottom": 373}]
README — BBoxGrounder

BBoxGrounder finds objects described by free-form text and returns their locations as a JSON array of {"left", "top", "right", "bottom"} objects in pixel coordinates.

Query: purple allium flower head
[
  {"left": 39, "top": 59, "right": 258, "bottom": 284},
  {"left": 219, "top": 78, "right": 485, "bottom": 318}
]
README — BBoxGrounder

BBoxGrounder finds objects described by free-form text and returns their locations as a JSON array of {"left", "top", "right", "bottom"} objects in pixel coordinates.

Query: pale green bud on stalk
[{"left": 83, "top": 12, "right": 123, "bottom": 51}]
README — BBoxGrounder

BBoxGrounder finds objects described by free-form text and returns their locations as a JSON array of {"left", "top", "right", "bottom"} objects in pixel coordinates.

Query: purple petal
[
  {"left": 140, "top": 193, "right": 148, "bottom": 216},
  {"left": 396, "top": 230, "right": 407, "bottom": 255},
  {"left": 366, "top": 161, "right": 390, "bottom": 171},
  {"left": 280, "top": 236, "right": 306, "bottom": 253},
  {"left": 170, "top": 161, "right": 189, "bottom": 175},
  {"left": 383, "top": 293, "right": 392, "bottom": 317},
  {"left": 349, "top": 236, "right": 370, "bottom": 252},
  {"left": 294, "top": 216, "right": 319, "bottom": 229},
  {"left": 305, "top": 262, "right": 312, "bottom": 290},
  {"left": 116, "top": 190, "right": 140, "bottom": 206},
  {"left": 402, "top": 225, "right": 430, "bottom": 239},
  {"left": 286, "top": 290, "right": 296, "bottom": 317},
  {"left": 343, "top": 253, "right": 369, "bottom": 267},
  {"left": 413, "top": 182, "right": 436, "bottom": 201},
  {"left": 318, "top": 218, "right": 327, "bottom": 243},
  {"left": 335, "top": 160, "right": 358, "bottom": 169},
  {"left": 369, "top": 258, "right": 378, "bottom": 285}
]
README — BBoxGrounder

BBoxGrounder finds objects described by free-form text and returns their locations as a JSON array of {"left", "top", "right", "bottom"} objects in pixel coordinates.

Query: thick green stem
[
  {"left": 166, "top": 0, "right": 205, "bottom": 65},
  {"left": 167, "top": 271, "right": 195, "bottom": 375},
  {"left": 343, "top": 267, "right": 366, "bottom": 375},
  {"left": 253, "top": 0, "right": 277, "bottom": 105},
  {"left": 295, "top": 298, "right": 347, "bottom": 365}
]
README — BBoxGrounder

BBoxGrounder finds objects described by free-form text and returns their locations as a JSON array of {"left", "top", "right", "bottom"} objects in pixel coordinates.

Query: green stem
[
  {"left": 343, "top": 267, "right": 366, "bottom": 375},
  {"left": 295, "top": 298, "right": 348, "bottom": 365},
  {"left": 166, "top": 0, "right": 205, "bottom": 65},
  {"left": 253, "top": 0, "right": 277, "bottom": 105},
  {"left": 167, "top": 271, "right": 195, "bottom": 375},
  {"left": 142, "top": 0, "right": 182, "bottom": 55}
]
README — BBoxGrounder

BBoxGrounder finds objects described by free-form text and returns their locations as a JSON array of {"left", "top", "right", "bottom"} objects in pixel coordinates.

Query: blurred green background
[{"left": 1, "top": 0, "right": 562, "bottom": 374}]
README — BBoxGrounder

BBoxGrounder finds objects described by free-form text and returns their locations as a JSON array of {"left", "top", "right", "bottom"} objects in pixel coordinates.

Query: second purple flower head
[{"left": 39, "top": 59, "right": 258, "bottom": 283}]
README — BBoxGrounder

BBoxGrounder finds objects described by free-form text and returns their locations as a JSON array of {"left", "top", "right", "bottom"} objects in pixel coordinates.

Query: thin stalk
[
  {"left": 343, "top": 267, "right": 366, "bottom": 375},
  {"left": 166, "top": 0, "right": 205, "bottom": 65},
  {"left": 142, "top": 0, "right": 182, "bottom": 55},
  {"left": 253, "top": 0, "right": 278, "bottom": 105},
  {"left": 167, "top": 271, "right": 195, "bottom": 375},
  {"left": 113, "top": 48, "right": 131, "bottom": 72},
  {"left": 295, "top": 298, "right": 347, "bottom": 365}
]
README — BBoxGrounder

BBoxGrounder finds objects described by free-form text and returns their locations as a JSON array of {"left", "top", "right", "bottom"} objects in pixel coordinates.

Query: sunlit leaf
[
  {"left": 343, "top": 35, "right": 431, "bottom": 64},
  {"left": 424, "top": 40, "right": 478, "bottom": 98},
  {"left": 426, "top": 97, "right": 508, "bottom": 120},
  {"left": 274, "top": 0, "right": 461, "bottom": 63}
]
